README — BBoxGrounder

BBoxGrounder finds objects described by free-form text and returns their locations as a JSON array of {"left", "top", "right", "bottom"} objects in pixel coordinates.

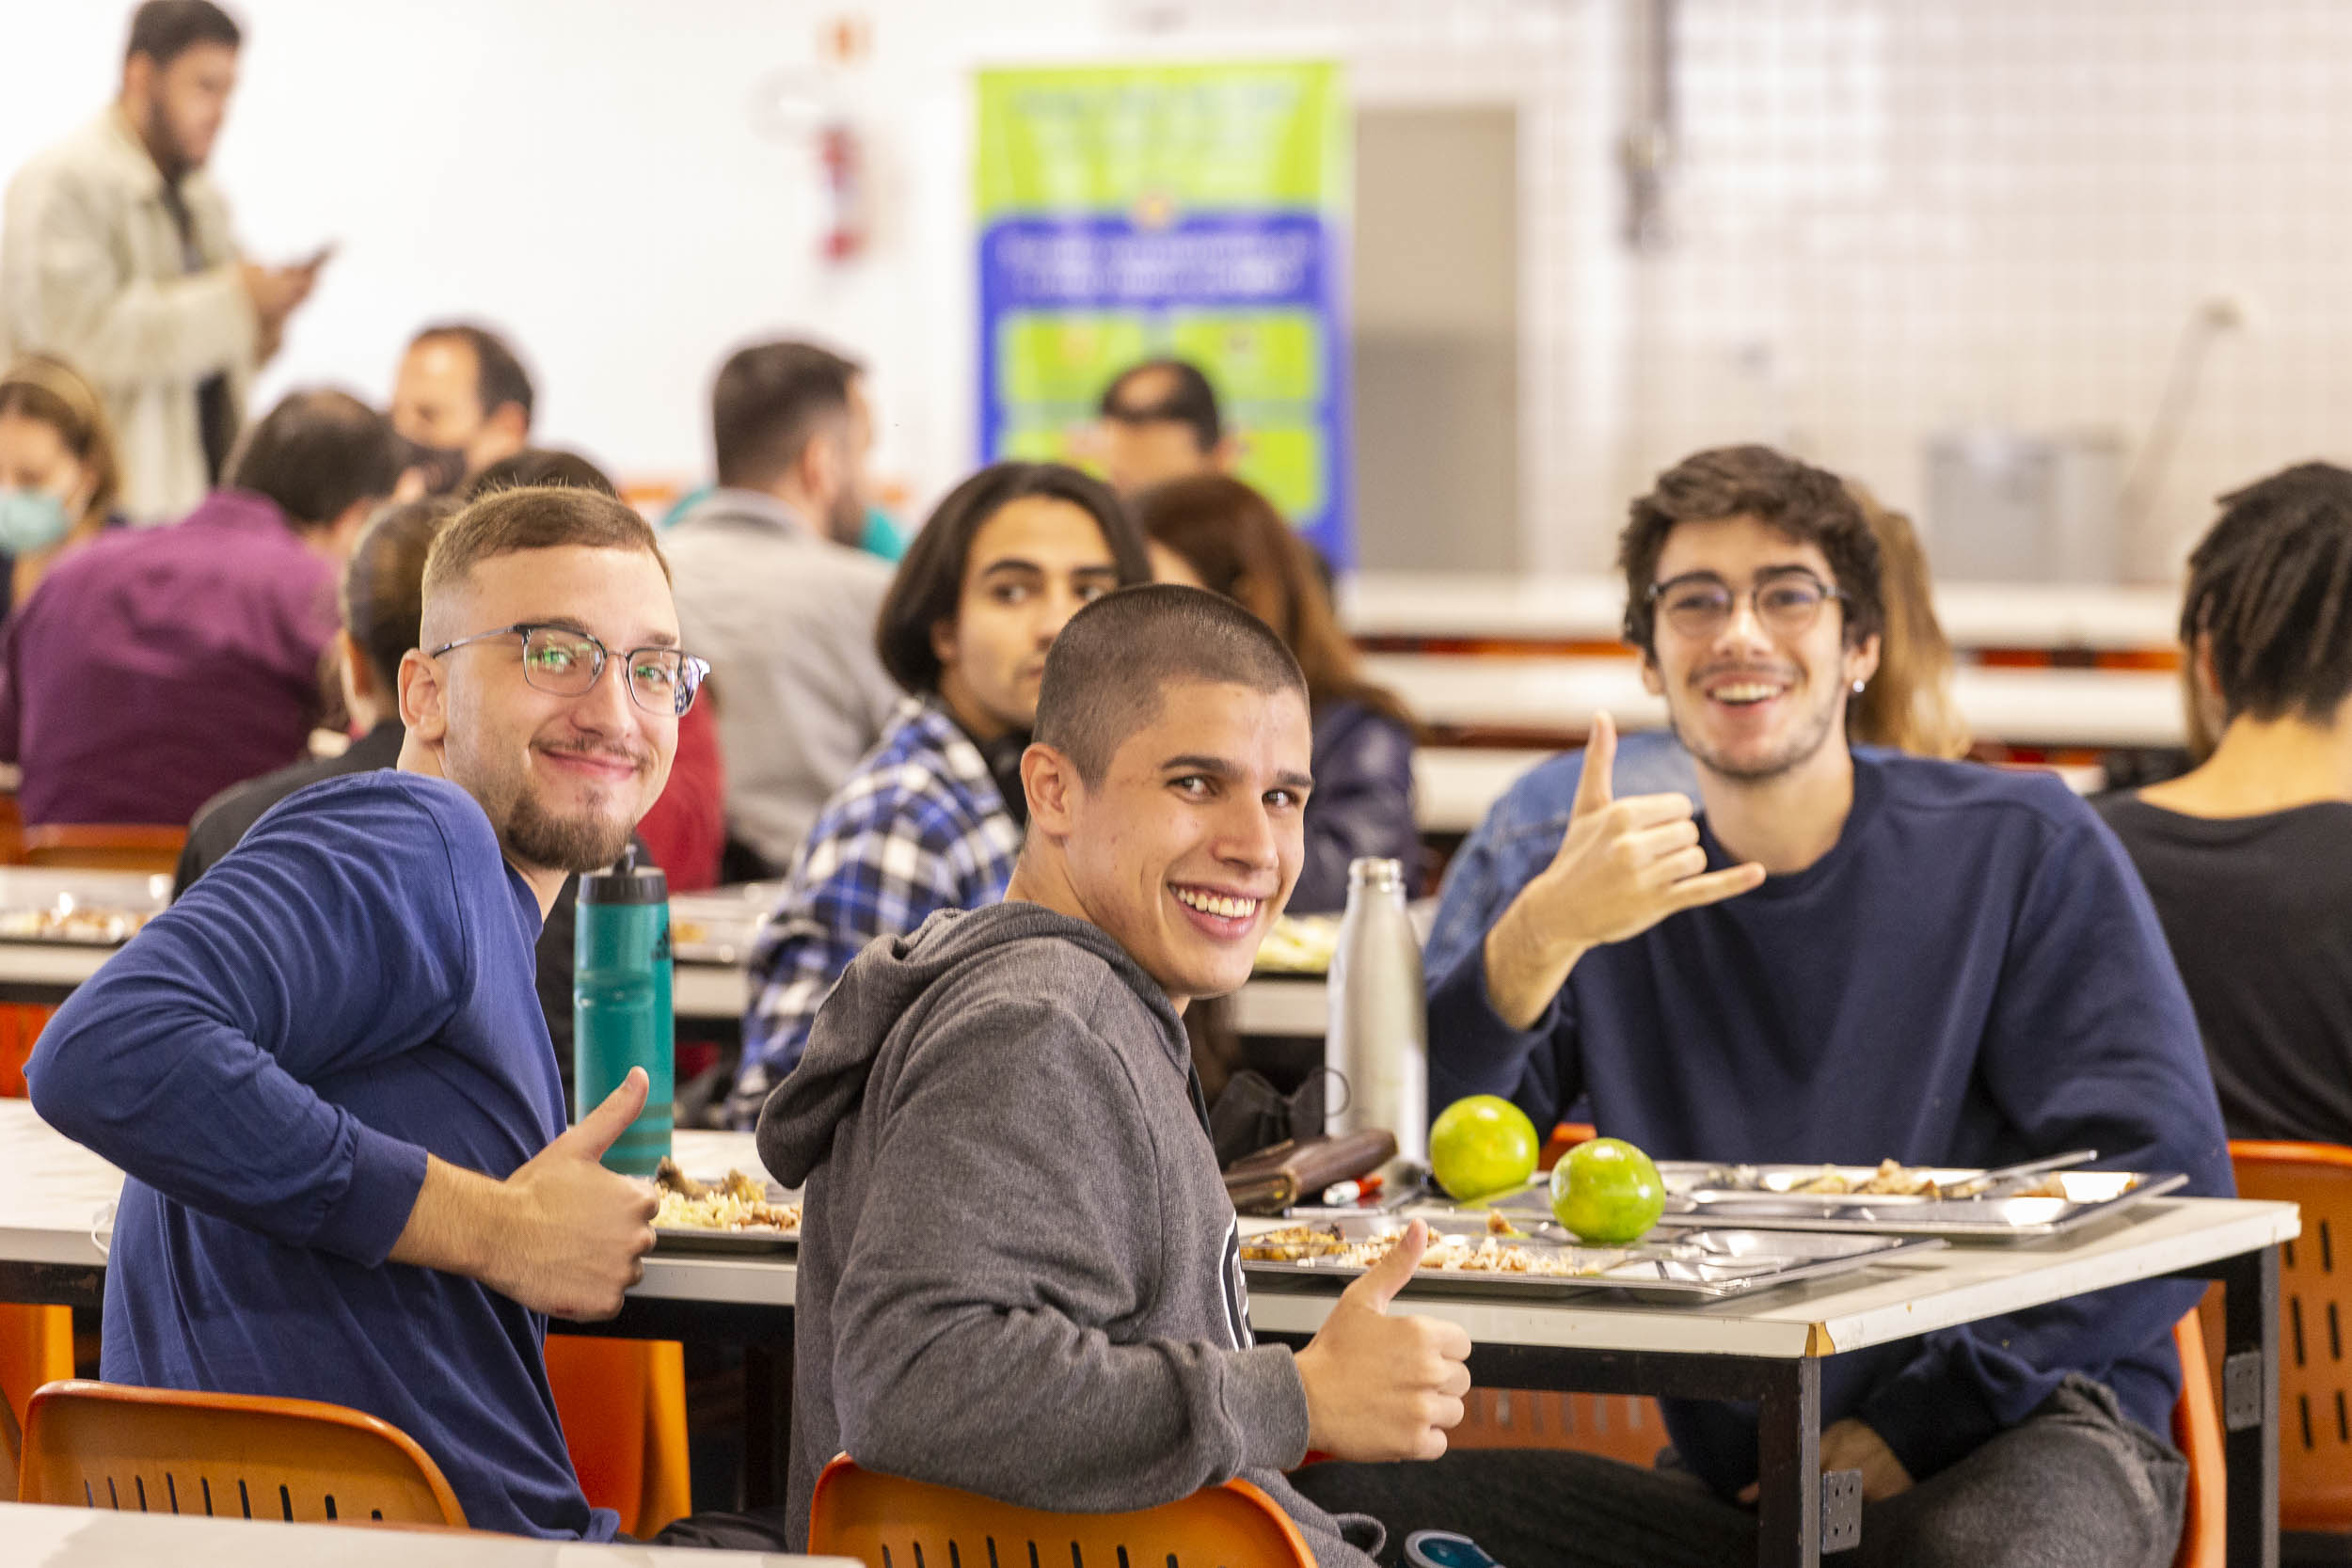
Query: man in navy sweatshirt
[
  {"left": 27, "top": 485, "right": 711, "bottom": 1539},
  {"left": 1292, "top": 446, "right": 2233, "bottom": 1568}
]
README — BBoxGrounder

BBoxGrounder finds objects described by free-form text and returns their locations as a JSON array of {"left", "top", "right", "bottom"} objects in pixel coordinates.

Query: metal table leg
[
  {"left": 2172, "top": 1244, "right": 2280, "bottom": 1568},
  {"left": 1756, "top": 1358, "right": 1823, "bottom": 1568}
]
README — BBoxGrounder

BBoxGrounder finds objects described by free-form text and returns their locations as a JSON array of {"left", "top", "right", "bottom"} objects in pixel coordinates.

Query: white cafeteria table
[
  {"left": 0, "top": 1105, "right": 2296, "bottom": 1567},
  {"left": 0, "top": 1497, "right": 850, "bottom": 1563}
]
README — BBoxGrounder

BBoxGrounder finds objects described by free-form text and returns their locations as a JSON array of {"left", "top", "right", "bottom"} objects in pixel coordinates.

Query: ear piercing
[{"left": 1851, "top": 679, "right": 1867, "bottom": 695}]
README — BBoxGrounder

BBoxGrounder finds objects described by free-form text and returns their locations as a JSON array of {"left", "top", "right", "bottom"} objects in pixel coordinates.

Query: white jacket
[{"left": 0, "top": 108, "right": 256, "bottom": 523}]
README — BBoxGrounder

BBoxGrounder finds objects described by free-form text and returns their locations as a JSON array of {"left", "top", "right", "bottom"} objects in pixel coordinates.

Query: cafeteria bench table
[
  {"left": 0, "top": 1104, "right": 2297, "bottom": 1565},
  {"left": 0, "top": 1498, "right": 853, "bottom": 1563}
]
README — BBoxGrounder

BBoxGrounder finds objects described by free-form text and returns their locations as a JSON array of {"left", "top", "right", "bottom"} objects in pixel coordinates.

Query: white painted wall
[{"left": 0, "top": 0, "right": 1125, "bottom": 516}]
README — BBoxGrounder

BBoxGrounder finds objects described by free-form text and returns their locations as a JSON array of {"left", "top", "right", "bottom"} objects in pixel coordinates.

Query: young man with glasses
[
  {"left": 1293, "top": 446, "right": 2234, "bottom": 1568},
  {"left": 30, "top": 486, "right": 715, "bottom": 1540}
]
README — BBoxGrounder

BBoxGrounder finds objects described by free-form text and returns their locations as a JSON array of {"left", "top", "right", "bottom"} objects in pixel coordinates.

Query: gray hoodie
[{"left": 757, "top": 901, "right": 1377, "bottom": 1561}]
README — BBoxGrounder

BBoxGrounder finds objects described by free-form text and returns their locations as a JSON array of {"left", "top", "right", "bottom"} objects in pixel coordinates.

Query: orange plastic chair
[
  {"left": 20, "top": 824, "right": 186, "bottom": 873},
  {"left": 2171, "top": 1307, "right": 2225, "bottom": 1568},
  {"left": 807, "top": 1454, "right": 1314, "bottom": 1568},
  {"left": 545, "top": 1335, "right": 693, "bottom": 1536},
  {"left": 2226, "top": 1140, "right": 2352, "bottom": 1536},
  {"left": 1448, "top": 1386, "right": 1671, "bottom": 1466},
  {"left": 18, "top": 1379, "right": 467, "bottom": 1528}
]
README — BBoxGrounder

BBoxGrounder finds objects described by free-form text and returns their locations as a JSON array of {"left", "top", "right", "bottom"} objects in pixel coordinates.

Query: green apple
[
  {"left": 1429, "top": 1095, "right": 1541, "bottom": 1202},
  {"left": 1550, "top": 1137, "right": 1665, "bottom": 1243}
]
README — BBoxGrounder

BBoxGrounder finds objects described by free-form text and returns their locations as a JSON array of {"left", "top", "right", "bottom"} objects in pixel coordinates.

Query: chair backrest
[
  {"left": 18, "top": 1379, "right": 467, "bottom": 1528},
  {"left": 2229, "top": 1139, "right": 2352, "bottom": 1532},
  {"left": 20, "top": 824, "right": 187, "bottom": 873},
  {"left": 1450, "top": 1386, "right": 1670, "bottom": 1467},
  {"left": 807, "top": 1455, "right": 1314, "bottom": 1568},
  {"left": 2171, "top": 1307, "right": 2225, "bottom": 1568}
]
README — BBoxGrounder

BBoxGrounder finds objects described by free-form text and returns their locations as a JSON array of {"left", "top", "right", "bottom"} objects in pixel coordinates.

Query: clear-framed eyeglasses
[
  {"left": 429, "top": 623, "right": 711, "bottom": 717},
  {"left": 1647, "top": 569, "right": 1847, "bottom": 641}
]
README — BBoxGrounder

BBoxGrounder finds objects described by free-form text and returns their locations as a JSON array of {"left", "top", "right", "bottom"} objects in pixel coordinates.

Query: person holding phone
[{"left": 1, "top": 2, "right": 328, "bottom": 522}]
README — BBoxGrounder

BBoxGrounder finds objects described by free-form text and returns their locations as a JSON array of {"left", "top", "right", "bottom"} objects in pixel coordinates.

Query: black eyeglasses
[
  {"left": 429, "top": 623, "right": 711, "bottom": 717},
  {"left": 1647, "top": 569, "right": 1847, "bottom": 641}
]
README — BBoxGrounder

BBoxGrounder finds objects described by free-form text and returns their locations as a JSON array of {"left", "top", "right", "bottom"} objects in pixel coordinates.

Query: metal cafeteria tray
[
  {"left": 652, "top": 1224, "right": 797, "bottom": 1255},
  {"left": 1240, "top": 1215, "right": 1943, "bottom": 1301},
  {"left": 1560, "top": 1164, "right": 2192, "bottom": 1241}
]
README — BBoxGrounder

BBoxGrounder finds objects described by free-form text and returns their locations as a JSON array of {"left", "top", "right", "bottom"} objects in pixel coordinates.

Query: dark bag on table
[
  {"left": 1207, "top": 1067, "right": 1335, "bottom": 1169},
  {"left": 1222, "top": 1128, "right": 1398, "bottom": 1215}
]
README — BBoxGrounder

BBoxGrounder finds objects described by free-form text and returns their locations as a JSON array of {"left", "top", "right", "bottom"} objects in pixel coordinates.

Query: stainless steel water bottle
[
  {"left": 573, "top": 844, "right": 673, "bottom": 1176},
  {"left": 1325, "top": 857, "right": 1428, "bottom": 1183}
]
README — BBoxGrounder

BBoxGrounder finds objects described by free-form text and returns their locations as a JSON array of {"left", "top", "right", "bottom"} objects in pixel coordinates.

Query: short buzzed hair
[
  {"left": 711, "top": 341, "right": 858, "bottom": 490},
  {"left": 1034, "top": 585, "right": 1306, "bottom": 784},
  {"left": 421, "top": 485, "right": 671, "bottom": 624}
]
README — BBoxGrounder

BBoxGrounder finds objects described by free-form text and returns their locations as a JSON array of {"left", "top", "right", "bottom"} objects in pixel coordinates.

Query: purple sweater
[{"left": 0, "top": 488, "right": 336, "bottom": 825}]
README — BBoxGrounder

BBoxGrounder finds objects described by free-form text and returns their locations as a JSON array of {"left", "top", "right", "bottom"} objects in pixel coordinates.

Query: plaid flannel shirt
[{"left": 725, "top": 698, "right": 1022, "bottom": 1127}]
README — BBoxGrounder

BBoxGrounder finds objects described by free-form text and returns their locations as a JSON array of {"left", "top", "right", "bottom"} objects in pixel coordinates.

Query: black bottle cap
[{"left": 578, "top": 841, "right": 668, "bottom": 905}]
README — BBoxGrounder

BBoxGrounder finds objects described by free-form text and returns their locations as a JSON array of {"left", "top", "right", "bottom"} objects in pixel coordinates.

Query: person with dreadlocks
[{"left": 2098, "top": 462, "right": 2352, "bottom": 1145}]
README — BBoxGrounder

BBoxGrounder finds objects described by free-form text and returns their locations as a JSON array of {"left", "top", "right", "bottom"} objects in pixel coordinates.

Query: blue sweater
[
  {"left": 27, "top": 771, "right": 613, "bottom": 1541},
  {"left": 1426, "top": 748, "right": 2233, "bottom": 1496}
]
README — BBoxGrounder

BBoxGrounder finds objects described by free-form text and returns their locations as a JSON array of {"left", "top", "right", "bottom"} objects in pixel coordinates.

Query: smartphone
[
  {"left": 295, "top": 243, "right": 337, "bottom": 273},
  {"left": 1405, "top": 1531, "right": 1504, "bottom": 1568}
]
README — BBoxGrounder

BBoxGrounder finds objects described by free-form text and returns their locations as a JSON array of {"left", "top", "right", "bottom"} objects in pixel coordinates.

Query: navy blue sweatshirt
[
  {"left": 1426, "top": 751, "right": 2233, "bottom": 1496},
  {"left": 27, "top": 771, "right": 613, "bottom": 1541}
]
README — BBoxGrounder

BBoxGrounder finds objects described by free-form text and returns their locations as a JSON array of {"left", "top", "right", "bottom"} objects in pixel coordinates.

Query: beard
[
  {"left": 826, "top": 485, "right": 866, "bottom": 548},
  {"left": 1676, "top": 679, "right": 1846, "bottom": 784},
  {"left": 504, "top": 788, "right": 639, "bottom": 875}
]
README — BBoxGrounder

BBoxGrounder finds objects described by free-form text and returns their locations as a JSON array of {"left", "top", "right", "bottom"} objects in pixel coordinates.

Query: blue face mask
[{"left": 0, "top": 489, "right": 73, "bottom": 556}]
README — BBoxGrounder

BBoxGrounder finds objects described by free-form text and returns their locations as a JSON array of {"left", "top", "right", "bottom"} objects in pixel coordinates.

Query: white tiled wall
[{"left": 1147, "top": 0, "right": 2352, "bottom": 580}]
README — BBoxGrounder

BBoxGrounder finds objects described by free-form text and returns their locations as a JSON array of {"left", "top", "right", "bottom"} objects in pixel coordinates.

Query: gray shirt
[
  {"left": 661, "top": 489, "right": 901, "bottom": 868},
  {"left": 757, "top": 901, "right": 1375, "bottom": 1562}
]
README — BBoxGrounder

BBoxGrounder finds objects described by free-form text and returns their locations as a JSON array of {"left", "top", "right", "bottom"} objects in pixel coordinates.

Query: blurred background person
[
  {"left": 0, "top": 354, "right": 126, "bottom": 618},
  {"left": 664, "top": 340, "right": 899, "bottom": 880},
  {"left": 1, "top": 1, "right": 324, "bottom": 522},
  {"left": 1137, "top": 471, "right": 1421, "bottom": 911},
  {"left": 389, "top": 321, "right": 535, "bottom": 495},
  {"left": 725, "top": 462, "right": 1151, "bottom": 1125},
  {"left": 1093, "top": 358, "right": 1233, "bottom": 497},
  {"left": 2098, "top": 462, "right": 2352, "bottom": 1146},
  {"left": 0, "top": 388, "right": 402, "bottom": 826}
]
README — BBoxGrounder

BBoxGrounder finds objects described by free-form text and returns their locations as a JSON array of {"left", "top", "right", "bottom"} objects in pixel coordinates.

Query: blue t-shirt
[
  {"left": 27, "top": 771, "right": 613, "bottom": 1541},
  {"left": 1426, "top": 748, "right": 2233, "bottom": 1496}
]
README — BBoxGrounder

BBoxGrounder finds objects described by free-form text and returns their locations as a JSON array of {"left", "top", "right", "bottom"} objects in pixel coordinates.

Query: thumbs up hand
[
  {"left": 1482, "top": 713, "right": 1767, "bottom": 1029},
  {"left": 1294, "top": 1221, "right": 1474, "bottom": 1462},
  {"left": 492, "top": 1068, "right": 661, "bottom": 1320}
]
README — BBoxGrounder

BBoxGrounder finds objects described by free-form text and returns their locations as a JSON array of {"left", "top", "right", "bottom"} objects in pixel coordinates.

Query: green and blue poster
[{"left": 976, "top": 62, "right": 1353, "bottom": 567}]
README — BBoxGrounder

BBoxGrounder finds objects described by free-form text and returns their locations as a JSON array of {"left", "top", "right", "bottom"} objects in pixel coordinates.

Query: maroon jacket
[{"left": 0, "top": 488, "right": 336, "bottom": 826}]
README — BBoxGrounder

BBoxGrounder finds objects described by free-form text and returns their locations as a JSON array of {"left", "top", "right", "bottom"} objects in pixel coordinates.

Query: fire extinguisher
[{"left": 819, "top": 119, "right": 865, "bottom": 263}]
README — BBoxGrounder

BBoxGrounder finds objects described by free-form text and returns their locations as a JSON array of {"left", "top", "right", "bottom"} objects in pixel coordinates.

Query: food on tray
[
  {"left": 1550, "top": 1137, "right": 1665, "bottom": 1243},
  {"left": 1254, "top": 913, "right": 1341, "bottom": 974},
  {"left": 1430, "top": 1094, "right": 1541, "bottom": 1202},
  {"left": 1239, "top": 1224, "right": 1350, "bottom": 1262},
  {"left": 1708, "top": 1160, "right": 2099, "bottom": 1202},
  {"left": 1338, "top": 1230, "right": 1611, "bottom": 1279},
  {"left": 0, "top": 903, "right": 152, "bottom": 944},
  {"left": 653, "top": 1159, "right": 800, "bottom": 1233},
  {"left": 1791, "top": 1158, "right": 1947, "bottom": 1197},
  {"left": 1486, "top": 1209, "right": 1528, "bottom": 1238}
]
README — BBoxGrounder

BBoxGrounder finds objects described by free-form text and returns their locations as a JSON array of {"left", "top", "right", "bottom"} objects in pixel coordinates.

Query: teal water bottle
[{"left": 573, "top": 844, "right": 673, "bottom": 1175}]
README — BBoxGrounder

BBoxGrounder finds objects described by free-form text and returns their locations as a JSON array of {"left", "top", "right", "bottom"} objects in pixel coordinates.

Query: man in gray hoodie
[{"left": 751, "top": 584, "right": 1472, "bottom": 1559}]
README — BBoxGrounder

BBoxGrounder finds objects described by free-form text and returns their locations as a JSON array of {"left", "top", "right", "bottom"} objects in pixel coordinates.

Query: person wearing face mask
[
  {"left": 0, "top": 356, "right": 127, "bottom": 619},
  {"left": 1, "top": 2, "right": 325, "bottom": 524},
  {"left": 723, "top": 461, "right": 1153, "bottom": 1126},
  {"left": 389, "top": 323, "right": 536, "bottom": 494}
]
